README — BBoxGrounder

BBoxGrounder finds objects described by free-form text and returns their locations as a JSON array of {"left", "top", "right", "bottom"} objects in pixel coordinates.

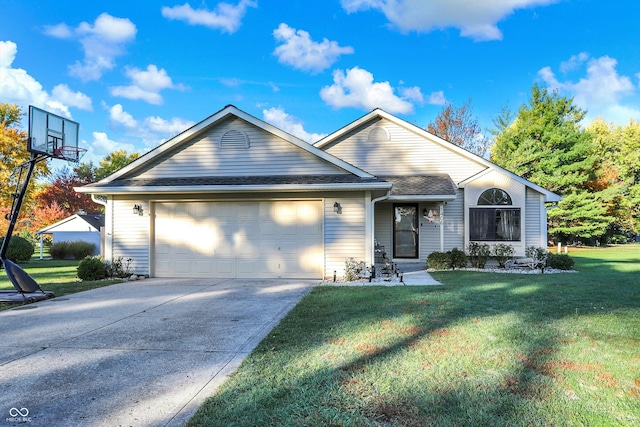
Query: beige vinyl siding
[
  {"left": 374, "top": 203, "right": 392, "bottom": 257},
  {"left": 324, "top": 193, "right": 367, "bottom": 279},
  {"left": 525, "top": 188, "right": 543, "bottom": 248},
  {"left": 419, "top": 202, "right": 443, "bottom": 258},
  {"left": 112, "top": 198, "right": 150, "bottom": 275},
  {"left": 322, "top": 118, "right": 486, "bottom": 184},
  {"left": 443, "top": 190, "right": 465, "bottom": 251},
  {"left": 136, "top": 117, "right": 348, "bottom": 178}
]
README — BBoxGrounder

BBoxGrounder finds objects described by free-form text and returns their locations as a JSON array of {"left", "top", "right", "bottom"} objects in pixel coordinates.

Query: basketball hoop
[{"left": 53, "top": 146, "right": 87, "bottom": 163}]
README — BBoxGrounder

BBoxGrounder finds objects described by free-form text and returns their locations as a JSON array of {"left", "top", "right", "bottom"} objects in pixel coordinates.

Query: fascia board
[
  {"left": 35, "top": 214, "right": 79, "bottom": 234},
  {"left": 387, "top": 195, "right": 457, "bottom": 202},
  {"left": 75, "top": 182, "right": 393, "bottom": 195}
]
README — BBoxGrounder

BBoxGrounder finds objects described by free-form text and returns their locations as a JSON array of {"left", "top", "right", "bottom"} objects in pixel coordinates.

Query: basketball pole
[{"left": 0, "top": 153, "right": 40, "bottom": 265}]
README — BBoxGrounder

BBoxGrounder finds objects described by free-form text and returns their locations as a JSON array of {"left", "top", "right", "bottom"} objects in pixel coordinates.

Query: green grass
[
  {"left": 0, "top": 258, "right": 120, "bottom": 310},
  {"left": 187, "top": 245, "right": 640, "bottom": 427}
]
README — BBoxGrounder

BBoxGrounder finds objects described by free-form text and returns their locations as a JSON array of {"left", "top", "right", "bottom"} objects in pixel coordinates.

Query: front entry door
[{"left": 393, "top": 204, "right": 419, "bottom": 258}]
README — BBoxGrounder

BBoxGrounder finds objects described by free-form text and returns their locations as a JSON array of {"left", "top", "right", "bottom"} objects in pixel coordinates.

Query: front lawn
[
  {"left": 0, "top": 259, "right": 120, "bottom": 311},
  {"left": 187, "top": 245, "right": 640, "bottom": 426}
]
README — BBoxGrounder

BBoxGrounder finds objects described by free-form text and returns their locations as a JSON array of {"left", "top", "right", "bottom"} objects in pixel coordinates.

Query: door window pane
[{"left": 394, "top": 205, "right": 418, "bottom": 257}]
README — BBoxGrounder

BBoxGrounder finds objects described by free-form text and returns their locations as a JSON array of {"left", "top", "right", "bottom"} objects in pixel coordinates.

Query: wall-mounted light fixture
[
  {"left": 133, "top": 204, "right": 143, "bottom": 216},
  {"left": 333, "top": 202, "right": 342, "bottom": 214}
]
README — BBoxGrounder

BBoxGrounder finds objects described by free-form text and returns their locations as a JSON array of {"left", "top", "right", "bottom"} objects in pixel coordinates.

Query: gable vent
[
  {"left": 368, "top": 127, "right": 390, "bottom": 142},
  {"left": 219, "top": 130, "right": 249, "bottom": 149}
]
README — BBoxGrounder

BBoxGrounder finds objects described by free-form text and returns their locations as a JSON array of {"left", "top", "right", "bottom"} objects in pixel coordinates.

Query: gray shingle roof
[{"left": 381, "top": 175, "right": 457, "bottom": 196}]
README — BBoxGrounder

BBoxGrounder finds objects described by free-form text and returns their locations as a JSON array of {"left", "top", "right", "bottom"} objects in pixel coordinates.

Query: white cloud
[
  {"left": 106, "top": 102, "right": 194, "bottom": 140},
  {"left": 341, "top": 0, "right": 557, "bottom": 41},
  {"left": 400, "top": 86, "right": 424, "bottom": 103},
  {"left": 43, "top": 23, "right": 73, "bottom": 39},
  {"left": 90, "top": 131, "right": 137, "bottom": 156},
  {"left": 109, "top": 104, "right": 138, "bottom": 128},
  {"left": 110, "top": 65, "right": 183, "bottom": 105},
  {"left": 45, "top": 13, "right": 137, "bottom": 81},
  {"left": 320, "top": 66, "right": 417, "bottom": 113},
  {"left": 559, "top": 52, "right": 589, "bottom": 73},
  {"left": 144, "top": 116, "right": 195, "bottom": 134},
  {"left": 538, "top": 54, "right": 640, "bottom": 123},
  {"left": 263, "top": 107, "right": 327, "bottom": 143},
  {"left": 427, "top": 90, "right": 447, "bottom": 106},
  {"left": 0, "top": 40, "right": 91, "bottom": 118},
  {"left": 161, "top": 0, "right": 257, "bottom": 33},
  {"left": 51, "top": 84, "right": 93, "bottom": 111},
  {"left": 273, "top": 23, "right": 354, "bottom": 74}
]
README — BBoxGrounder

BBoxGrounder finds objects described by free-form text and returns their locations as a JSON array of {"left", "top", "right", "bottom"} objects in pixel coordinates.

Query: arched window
[
  {"left": 478, "top": 188, "right": 512, "bottom": 205},
  {"left": 470, "top": 188, "right": 520, "bottom": 241}
]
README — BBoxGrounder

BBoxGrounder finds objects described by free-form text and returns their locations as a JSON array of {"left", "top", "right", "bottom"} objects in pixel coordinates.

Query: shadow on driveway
[{"left": 0, "top": 278, "right": 315, "bottom": 426}]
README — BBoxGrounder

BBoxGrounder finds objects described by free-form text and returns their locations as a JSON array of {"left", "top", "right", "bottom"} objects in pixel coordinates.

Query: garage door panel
[{"left": 155, "top": 201, "right": 323, "bottom": 278}]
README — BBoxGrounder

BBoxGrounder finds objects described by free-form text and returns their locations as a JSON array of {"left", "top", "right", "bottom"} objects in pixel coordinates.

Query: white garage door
[{"left": 154, "top": 201, "right": 323, "bottom": 278}]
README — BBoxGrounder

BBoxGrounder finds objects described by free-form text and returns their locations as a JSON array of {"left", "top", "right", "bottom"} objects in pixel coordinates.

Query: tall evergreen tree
[{"left": 490, "top": 85, "right": 611, "bottom": 242}]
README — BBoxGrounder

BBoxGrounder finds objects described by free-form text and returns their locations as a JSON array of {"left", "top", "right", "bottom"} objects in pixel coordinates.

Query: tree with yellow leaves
[{"left": 0, "top": 103, "right": 50, "bottom": 235}]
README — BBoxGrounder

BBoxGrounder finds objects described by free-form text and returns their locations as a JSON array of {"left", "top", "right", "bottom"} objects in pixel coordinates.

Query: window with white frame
[{"left": 469, "top": 188, "right": 521, "bottom": 241}]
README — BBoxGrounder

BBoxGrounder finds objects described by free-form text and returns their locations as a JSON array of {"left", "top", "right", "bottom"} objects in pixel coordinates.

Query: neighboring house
[
  {"left": 75, "top": 105, "right": 560, "bottom": 279},
  {"left": 36, "top": 213, "right": 104, "bottom": 258}
]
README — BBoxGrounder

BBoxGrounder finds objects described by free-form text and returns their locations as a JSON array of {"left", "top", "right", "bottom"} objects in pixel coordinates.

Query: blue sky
[{"left": 1, "top": 0, "right": 639, "bottom": 164}]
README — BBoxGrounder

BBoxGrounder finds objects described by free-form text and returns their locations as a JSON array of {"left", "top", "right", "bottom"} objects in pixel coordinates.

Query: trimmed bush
[
  {"left": 467, "top": 242, "right": 491, "bottom": 269},
  {"left": 0, "top": 236, "right": 34, "bottom": 263},
  {"left": 68, "top": 241, "right": 96, "bottom": 260},
  {"left": 427, "top": 251, "right": 451, "bottom": 270},
  {"left": 50, "top": 241, "right": 96, "bottom": 260},
  {"left": 50, "top": 241, "right": 71, "bottom": 260},
  {"left": 492, "top": 243, "right": 515, "bottom": 268},
  {"left": 547, "top": 253, "right": 575, "bottom": 270},
  {"left": 450, "top": 247, "right": 468, "bottom": 269},
  {"left": 77, "top": 256, "right": 106, "bottom": 281}
]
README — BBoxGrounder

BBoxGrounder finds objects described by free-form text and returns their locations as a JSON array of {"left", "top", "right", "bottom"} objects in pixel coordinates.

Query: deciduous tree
[
  {"left": 94, "top": 150, "right": 140, "bottom": 180},
  {"left": 427, "top": 98, "right": 489, "bottom": 157},
  {"left": 0, "top": 103, "right": 49, "bottom": 235}
]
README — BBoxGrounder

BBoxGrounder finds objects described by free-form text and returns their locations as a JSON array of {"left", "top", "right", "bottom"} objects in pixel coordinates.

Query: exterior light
[
  {"left": 133, "top": 204, "right": 143, "bottom": 216},
  {"left": 333, "top": 202, "right": 342, "bottom": 213}
]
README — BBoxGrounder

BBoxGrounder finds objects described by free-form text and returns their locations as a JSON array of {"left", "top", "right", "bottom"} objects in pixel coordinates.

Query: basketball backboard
[{"left": 28, "top": 105, "right": 84, "bottom": 162}]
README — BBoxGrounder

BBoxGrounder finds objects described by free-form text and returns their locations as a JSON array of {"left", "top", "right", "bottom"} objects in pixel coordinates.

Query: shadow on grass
[{"left": 188, "top": 248, "right": 640, "bottom": 426}]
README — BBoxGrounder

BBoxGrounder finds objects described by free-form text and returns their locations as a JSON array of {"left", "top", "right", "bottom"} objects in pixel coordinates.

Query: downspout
[
  {"left": 370, "top": 189, "right": 391, "bottom": 266},
  {"left": 91, "top": 194, "right": 107, "bottom": 208},
  {"left": 439, "top": 202, "right": 445, "bottom": 252}
]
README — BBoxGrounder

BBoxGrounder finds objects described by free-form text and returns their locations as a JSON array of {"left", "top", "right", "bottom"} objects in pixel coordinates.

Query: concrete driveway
[{"left": 0, "top": 278, "right": 315, "bottom": 426}]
